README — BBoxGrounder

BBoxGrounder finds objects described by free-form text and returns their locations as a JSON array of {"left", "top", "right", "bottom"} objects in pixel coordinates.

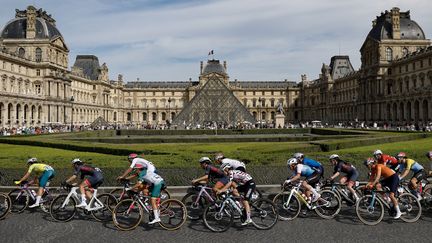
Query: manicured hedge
[{"left": 118, "top": 128, "right": 310, "bottom": 136}]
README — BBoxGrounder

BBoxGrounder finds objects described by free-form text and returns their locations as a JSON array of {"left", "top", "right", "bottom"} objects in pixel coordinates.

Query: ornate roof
[
  {"left": 202, "top": 59, "right": 227, "bottom": 76},
  {"left": 72, "top": 55, "right": 101, "bottom": 81}
]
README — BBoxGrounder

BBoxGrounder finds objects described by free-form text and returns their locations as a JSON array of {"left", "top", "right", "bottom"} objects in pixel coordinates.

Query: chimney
[
  {"left": 26, "top": 6, "right": 36, "bottom": 39},
  {"left": 200, "top": 61, "right": 203, "bottom": 74},
  {"left": 391, "top": 7, "right": 401, "bottom": 39},
  {"left": 223, "top": 61, "right": 227, "bottom": 71}
]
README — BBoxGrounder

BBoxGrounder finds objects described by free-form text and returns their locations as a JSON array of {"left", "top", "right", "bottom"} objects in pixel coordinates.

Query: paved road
[{"left": 1, "top": 205, "right": 432, "bottom": 243}]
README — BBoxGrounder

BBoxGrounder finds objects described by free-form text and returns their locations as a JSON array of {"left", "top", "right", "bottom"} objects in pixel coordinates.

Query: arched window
[
  {"left": 35, "top": 48, "right": 42, "bottom": 62},
  {"left": 386, "top": 48, "right": 393, "bottom": 61},
  {"left": 18, "top": 48, "right": 25, "bottom": 58},
  {"left": 142, "top": 112, "right": 147, "bottom": 121},
  {"left": 152, "top": 112, "right": 157, "bottom": 121}
]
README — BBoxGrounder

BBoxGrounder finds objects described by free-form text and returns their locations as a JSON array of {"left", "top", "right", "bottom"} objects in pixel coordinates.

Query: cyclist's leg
[
  {"left": 149, "top": 181, "right": 163, "bottom": 224},
  {"left": 386, "top": 174, "right": 401, "bottom": 218},
  {"left": 30, "top": 170, "right": 53, "bottom": 207},
  {"left": 242, "top": 181, "right": 255, "bottom": 224},
  {"left": 347, "top": 170, "right": 359, "bottom": 199},
  {"left": 305, "top": 173, "right": 321, "bottom": 201}
]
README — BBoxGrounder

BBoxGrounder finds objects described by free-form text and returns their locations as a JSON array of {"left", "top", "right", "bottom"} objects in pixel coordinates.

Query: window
[
  {"left": 412, "top": 63, "right": 416, "bottom": 71},
  {"left": 402, "top": 47, "right": 408, "bottom": 57},
  {"left": 35, "top": 48, "right": 42, "bottom": 62},
  {"left": 142, "top": 112, "right": 147, "bottom": 121},
  {"left": 386, "top": 48, "right": 393, "bottom": 61},
  {"left": 271, "top": 99, "right": 275, "bottom": 107},
  {"left": 36, "top": 69, "right": 40, "bottom": 76},
  {"left": 18, "top": 48, "right": 25, "bottom": 58},
  {"left": 93, "top": 85, "right": 96, "bottom": 90},
  {"left": 152, "top": 112, "right": 157, "bottom": 121}
]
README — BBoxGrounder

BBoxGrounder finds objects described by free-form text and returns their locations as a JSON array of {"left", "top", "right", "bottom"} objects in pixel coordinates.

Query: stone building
[{"left": 0, "top": 6, "right": 431, "bottom": 129}]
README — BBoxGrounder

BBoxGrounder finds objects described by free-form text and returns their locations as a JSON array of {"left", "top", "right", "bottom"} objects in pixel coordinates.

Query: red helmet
[
  {"left": 128, "top": 153, "right": 138, "bottom": 160},
  {"left": 396, "top": 152, "right": 406, "bottom": 159}
]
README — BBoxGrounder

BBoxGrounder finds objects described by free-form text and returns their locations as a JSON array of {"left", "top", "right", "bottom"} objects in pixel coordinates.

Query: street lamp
[
  {"left": 168, "top": 97, "right": 172, "bottom": 124},
  {"left": 70, "top": 96, "right": 74, "bottom": 132},
  {"left": 258, "top": 97, "right": 262, "bottom": 128}
]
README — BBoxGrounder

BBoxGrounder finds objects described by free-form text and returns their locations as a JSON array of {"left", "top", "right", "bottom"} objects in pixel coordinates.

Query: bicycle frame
[
  {"left": 61, "top": 187, "right": 103, "bottom": 212},
  {"left": 193, "top": 185, "right": 215, "bottom": 205},
  {"left": 283, "top": 181, "right": 328, "bottom": 210},
  {"left": 215, "top": 194, "right": 243, "bottom": 217}
]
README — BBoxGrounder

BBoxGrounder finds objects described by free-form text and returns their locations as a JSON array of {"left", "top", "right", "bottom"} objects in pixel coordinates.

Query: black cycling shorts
[
  {"left": 237, "top": 180, "right": 256, "bottom": 201},
  {"left": 306, "top": 172, "right": 320, "bottom": 187},
  {"left": 412, "top": 170, "right": 426, "bottom": 181},
  {"left": 380, "top": 173, "right": 399, "bottom": 194}
]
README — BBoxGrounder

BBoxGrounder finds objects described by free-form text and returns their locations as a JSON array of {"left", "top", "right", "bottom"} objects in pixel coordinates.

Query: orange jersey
[{"left": 370, "top": 164, "right": 395, "bottom": 181}]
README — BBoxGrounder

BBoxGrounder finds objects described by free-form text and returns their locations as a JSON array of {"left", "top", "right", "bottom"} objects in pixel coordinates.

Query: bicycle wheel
[
  {"left": 158, "top": 199, "right": 187, "bottom": 230},
  {"left": 181, "top": 192, "right": 208, "bottom": 220},
  {"left": 250, "top": 198, "right": 278, "bottom": 230},
  {"left": 92, "top": 193, "right": 118, "bottom": 222},
  {"left": 422, "top": 184, "right": 432, "bottom": 209},
  {"left": 0, "top": 193, "right": 11, "bottom": 220},
  {"left": 251, "top": 188, "right": 263, "bottom": 202},
  {"left": 203, "top": 203, "right": 234, "bottom": 232},
  {"left": 272, "top": 192, "right": 300, "bottom": 221},
  {"left": 50, "top": 194, "right": 77, "bottom": 222},
  {"left": 399, "top": 193, "right": 422, "bottom": 223},
  {"left": 355, "top": 195, "right": 384, "bottom": 226},
  {"left": 40, "top": 188, "right": 59, "bottom": 214},
  {"left": 8, "top": 189, "right": 29, "bottom": 213},
  {"left": 314, "top": 190, "right": 341, "bottom": 219},
  {"left": 112, "top": 199, "right": 143, "bottom": 231}
]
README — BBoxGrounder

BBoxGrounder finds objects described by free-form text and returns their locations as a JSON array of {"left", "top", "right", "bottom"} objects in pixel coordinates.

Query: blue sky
[{"left": 1, "top": 0, "right": 431, "bottom": 82}]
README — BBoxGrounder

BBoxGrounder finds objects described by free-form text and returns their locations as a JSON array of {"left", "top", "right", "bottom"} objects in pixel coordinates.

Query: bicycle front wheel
[
  {"left": 181, "top": 192, "right": 208, "bottom": 220},
  {"left": 399, "top": 193, "right": 422, "bottom": 223},
  {"left": 92, "top": 193, "right": 118, "bottom": 222},
  {"left": 272, "top": 192, "right": 301, "bottom": 221},
  {"left": 203, "top": 203, "right": 234, "bottom": 232},
  {"left": 158, "top": 199, "right": 187, "bottom": 230},
  {"left": 250, "top": 198, "right": 278, "bottom": 230},
  {"left": 8, "top": 189, "right": 29, "bottom": 213},
  {"left": 314, "top": 190, "right": 341, "bottom": 219},
  {"left": 355, "top": 195, "right": 384, "bottom": 226},
  {"left": 112, "top": 199, "right": 143, "bottom": 231},
  {"left": 0, "top": 193, "right": 11, "bottom": 220},
  {"left": 50, "top": 194, "right": 77, "bottom": 222}
]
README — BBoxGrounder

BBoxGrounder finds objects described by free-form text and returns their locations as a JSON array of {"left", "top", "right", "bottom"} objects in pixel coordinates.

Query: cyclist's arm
[
  {"left": 217, "top": 181, "right": 233, "bottom": 193},
  {"left": 192, "top": 175, "right": 208, "bottom": 184},
  {"left": 371, "top": 167, "right": 381, "bottom": 186},
  {"left": 330, "top": 172, "right": 340, "bottom": 181},
  {"left": 118, "top": 167, "right": 133, "bottom": 179},
  {"left": 16, "top": 172, "right": 31, "bottom": 184},
  {"left": 290, "top": 173, "right": 301, "bottom": 182},
  {"left": 399, "top": 169, "right": 410, "bottom": 180},
  {"left": 65, "top": 175, "right": 77, "bottom": 184},
  {"left": 126, "top": 173, "right": 138, "bottom": 180}
]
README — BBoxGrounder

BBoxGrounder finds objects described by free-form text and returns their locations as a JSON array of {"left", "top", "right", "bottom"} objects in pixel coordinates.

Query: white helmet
[
  {"left": 293, "top": 153, "right": 304, "bottom": 159},
  {"left": 27, "top": 158, "right": 37, "bottom": 164},
  {"left": 214, "top": 153, "right": 224, "bottom": 161},
  {"left": 71, "top": 158, "right": 83, "bottom": 165},
  {"left": 287, "top": 158, "right": 298, "bottom": 166},
  {"left": 199, "top": 157, "right": 211, "bottom": 164},
  {"left": 221, "top": 163, "right": 231, "bottom": 171},
  {"left": 329, "top": 154, "right": 339, "bottom": 160},
  {"left": 373, "top": 150, "right": 383, "bottom": 156}
]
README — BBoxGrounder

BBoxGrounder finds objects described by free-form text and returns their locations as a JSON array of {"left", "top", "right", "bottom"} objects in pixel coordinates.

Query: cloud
[{"left": 0, "top": 0, "right": 431, "bottom": 82}]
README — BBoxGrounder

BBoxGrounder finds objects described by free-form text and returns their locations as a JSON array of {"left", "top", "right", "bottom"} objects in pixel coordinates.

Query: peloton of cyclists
[
  {"left": 285, "top": 158, "right": 321, "bottom": 203},
  {"left": 364, "top": 157, "right": 402, "bottom": 219},
  {"left": 216, "top": 163, "right": 256, "bottom": 225},
  {"left": 15, "top": 158, "right": 55, "bottom": 208},
  {"left": 64, "top": 158, "right": 104, "bottom": 208},
  {"left": 327, "top": 154, "right": 360, "bottom": 202}
]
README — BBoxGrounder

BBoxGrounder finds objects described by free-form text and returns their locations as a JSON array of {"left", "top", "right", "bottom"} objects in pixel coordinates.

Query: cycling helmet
[
  {"left": 363, "top": 157, "right": 375, "bottom": 166},
  {"left": 221, "top": 163, "right": 231, "bottom": 171},
  {"left": 128, "top": 153, "right": 138, "bottom": 161},
  {"left": 426, "top": 151, "right": 432, "bottom": 159},
  {"left": 214, "top": 152, "right": 224, "bottom": 161},
  {"left": 199, "top": 157, "right": 211, "bottom": 164},
  {"left": 373, "top": 150, "right": 382, "bottom": 156},
  {"left": 287, "top": 158, "right": 298, "bottom": 166},
  {"left": 293, "top": 153, "right": 304, "bottom": 159},
  {"left": 27, "top": 158, "right": 37, "bottom": 164},
  {"left": 71, "top": 158, "right": 83, "bottom": 165},
  {"left": 329, "top": 154, "right": 339, "bottom": 160},
  {"left": 396, "top": 152, "right": 406, "bottom": 159}
]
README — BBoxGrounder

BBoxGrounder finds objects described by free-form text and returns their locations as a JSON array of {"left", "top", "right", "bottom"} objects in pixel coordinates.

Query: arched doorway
[
  {"left": 392, "top": 103, "right": 397, "bottom": 122},
  {"left": 406, "top": 102, "right": 412, "bottom": 122},
  {"left": 414, "top": 100, "right": 420, "bottom": 122},
  {"left": 423, "top": 100, "right": 429, "bottom": 122},
  {"left": 399, "top": 102, "right": 404, "bottom": 121}
]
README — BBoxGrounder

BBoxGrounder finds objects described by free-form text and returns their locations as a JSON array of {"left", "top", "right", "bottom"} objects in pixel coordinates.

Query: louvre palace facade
[{"left": 0, "top": 6, "right": 431, "bottom": 129}]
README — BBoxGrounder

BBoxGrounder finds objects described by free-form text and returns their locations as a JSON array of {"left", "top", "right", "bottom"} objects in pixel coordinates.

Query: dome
[
  {"left": 202, "top": 59, "right": 227, "bottom": 76},
  {"left": 0, "top": 7, "right": 63, "bottom": 40},
  {"left": 367, "top": 9, "right": 425, "bottom": 41}
]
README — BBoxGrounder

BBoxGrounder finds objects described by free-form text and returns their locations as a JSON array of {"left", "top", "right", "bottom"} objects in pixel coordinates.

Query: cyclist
[
  {"left": 285, "top": 158, "right": 321, "bottom": 202},
  {"left": 396, "top": 152, "right": 425, "bottom": 199},
  {"left": 117, "top": 153, "right": 157, "bottom": 181},
  {"left": 373, "top": 150, "right": 398, "bottom": 170},
  {"left": 216, "top": 163, "right": 255, "bottom": 225},
  {"left": 293, "top": 152, "right": 324, "bottom": 180},
  {"left": 214, "top": 152, "right": 246, "bottom": 172},
  {"left": 14, "top": 158, "right": 55, "bottom": 208},
  {"left": 364, "top": 158, "right": 401, "bottom": 219},
  {"left": 191, "top": 157, "right": 229, "bottom": 193},
  {"left": 136, "top": 169, "right": 165, "bottom": 225},
  {"left": 64, "top": 159, "right": 104, "bottom": 208},
  {"left": 328, "top": 154, "right": 360, "bottom": 201}
]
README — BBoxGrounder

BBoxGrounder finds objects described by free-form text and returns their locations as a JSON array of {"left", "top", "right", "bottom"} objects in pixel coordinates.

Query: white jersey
[
  {"left": 229, "top": 170, "right": 253, "bottom": 185},
  {"left": 141, "top": 171, "right": 164, "bottom": 185},
  {"left": 221, "top": 158, "right": 246, "bottom": 170},
  {"left": 130, "top": 158, "right": 156, "bottom": 173}
]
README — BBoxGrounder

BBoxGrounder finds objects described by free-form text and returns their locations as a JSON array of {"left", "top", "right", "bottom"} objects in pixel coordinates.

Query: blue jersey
[
  {"left": 294, "top": 164, "right": 315, "bottom": 177},
  {"left": 303, "top": 158, "right": 322, "bottom": 169}
]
